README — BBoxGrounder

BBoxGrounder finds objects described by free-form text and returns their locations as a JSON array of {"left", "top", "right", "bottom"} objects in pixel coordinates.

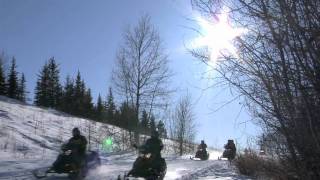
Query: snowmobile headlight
[
  {"left": 65, "top": 150, "right": 72, "bottom": 155},
  {"left": 145, "top": 153, "right": 152, "bottom": 159}
]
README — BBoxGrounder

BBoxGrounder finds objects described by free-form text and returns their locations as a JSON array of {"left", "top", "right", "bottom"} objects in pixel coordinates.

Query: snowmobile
[
  {"left": 121, "top": 145, "right": 167, "bottom": 180},
  {"left": 190, "top": 148, "right": 209, "bottom": 160},
  {"left": 32, "top": 143, "right": 101, "bottom": 179},
  {"left": 221, "top": 148, "right": 236, "bottom": 161}
]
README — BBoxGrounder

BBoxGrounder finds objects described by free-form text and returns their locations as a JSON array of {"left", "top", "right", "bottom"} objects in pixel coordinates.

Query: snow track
[{"left": 0, "top": 152, "right": 250, "bottom": 180}]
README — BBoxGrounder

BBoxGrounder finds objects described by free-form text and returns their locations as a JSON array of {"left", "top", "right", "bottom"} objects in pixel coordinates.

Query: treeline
[
  {"left": 0, "top": 56, "right": 167, "bottom": 137},
  {"left": 0, "top": 56, "right": 27, "bottom": 102}
]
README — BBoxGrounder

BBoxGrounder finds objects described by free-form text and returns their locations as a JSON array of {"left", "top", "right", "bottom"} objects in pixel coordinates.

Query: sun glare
[{"left": 192, "top": 7, "right": 246, "bottom": 67}]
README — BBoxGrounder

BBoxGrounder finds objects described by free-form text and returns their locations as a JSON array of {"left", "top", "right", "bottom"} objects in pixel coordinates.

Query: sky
[{"left": 0, "top": 0, "right": 260, "bottom": 148}]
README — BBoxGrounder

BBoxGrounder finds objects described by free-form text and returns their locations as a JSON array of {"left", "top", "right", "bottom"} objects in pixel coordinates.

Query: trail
[{"left": 0, "top": 151, "right": 250, "bottom": 180}]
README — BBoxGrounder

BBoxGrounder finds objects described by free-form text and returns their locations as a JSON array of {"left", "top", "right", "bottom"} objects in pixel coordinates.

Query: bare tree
[
  {"left": 172, "top": 94, "right": 197, "bottom": 156},
  {"left": 112, "top": 15, "right": 172, "bottom": 145},
  {"left": 191, "top": 0, "right": 320, "bottom": 178}
]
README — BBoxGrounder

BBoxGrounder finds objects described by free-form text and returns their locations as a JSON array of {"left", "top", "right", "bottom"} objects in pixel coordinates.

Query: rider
[
  {"left": 145, "top": 130, "right": 164, "bottom": 158},
  {"left": 198, "top": 140, "right": 207, "bottom": 151},
  {"left": 50, "top": 127, "right": 88, "bottom": 172},
  {"left": 128, "top": 129, "right": 166, "bottom": 178},
  {"left": 224, "top": 139, "right": 236, "bottom": 159},
  {"left": 196, "top": 140, "right": 208, "bottom": 159}
]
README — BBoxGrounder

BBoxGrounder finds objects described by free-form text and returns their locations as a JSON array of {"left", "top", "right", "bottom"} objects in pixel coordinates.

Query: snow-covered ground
[
  {"left": 0, "top": 96, "right": 250, "bottom": 179},
  {"left": 0, "top": 150, "right": 249, "bottom": 180}
]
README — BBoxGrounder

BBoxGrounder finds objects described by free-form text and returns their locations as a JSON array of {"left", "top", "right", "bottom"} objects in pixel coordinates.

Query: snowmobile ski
[{"left": 189, "top": 156, "right": 201, "bottom": 161}]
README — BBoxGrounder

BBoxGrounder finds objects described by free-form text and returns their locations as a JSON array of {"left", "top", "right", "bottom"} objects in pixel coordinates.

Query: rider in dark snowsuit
[
  {"left": 51, "top": 128, "right": 87, "bottom": 172},
  {"left": 145, "top": 130, "right": 164, "bottom": 158},
  {"left": 196, "top": 140, "right": 208, "bottom": 159},
  {"left": 128, "top": 130, "right": 166, "bottom": 179},
  {"left": 223, "top": 139, "right": 236, "bottom": 160},
  {"left": 198, "top": 140, "right": 207, "bottom": 151}
]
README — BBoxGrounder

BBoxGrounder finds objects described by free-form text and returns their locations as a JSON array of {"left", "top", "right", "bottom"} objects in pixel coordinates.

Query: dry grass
[{"left": 235, "top": 150, "right": 298, "bottom": 180}]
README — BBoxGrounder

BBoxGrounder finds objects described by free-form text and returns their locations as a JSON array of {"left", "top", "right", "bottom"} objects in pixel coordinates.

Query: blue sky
[{"left": 0, "top": 0, "right": 260, "bottom": 148}]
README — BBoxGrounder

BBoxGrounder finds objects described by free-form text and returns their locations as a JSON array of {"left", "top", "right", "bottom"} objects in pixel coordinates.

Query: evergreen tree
[
  {"left": 48, "top": 57, "right": 62, "bottom": 108},
  {"left": 157, "top": 120, "right": 167, "bottom": 138},
  {"left": 73, "top": 71, "right": 84, "bottom": 115},
  {"left": 60, "top": 73, "right": 94, "bottom": 120},
  {"left": 47, "top": 57, "right": 62, "bottom": 108},
  {"left": 34, "top": 62, "right": 49, "bottom": 106},
  {"left": 7, "top": 57, "right": 19, "bottom": 99},
  {"left": 68, "top": 71, "right": 94, "bottom": 119},
  {"left": 61, "top": 75, "right": 74, "bottom": 113},
  {"left": 34, "top": 57, "right": 61, "bottom": 108},
  {"left": 83, "top": 88, "right": 94, "bottom": 118},
  {"left": 95, "top": 94, "right": 105, "bottom": 122},
  {"left": 17, "top": 73, "right": 26, "bottom": 102},
  {"left": 0, "top": 58, "right": 6, "bottom": 95},
  {"left": 140, "top": 110, "right": 149, "bottom": 134},
  {"left": 106, "top": 87, "right": 115, "bottom": 123},
  {"left": 114, "top": 109, "right": 121, "bottom": 127},
  {"left": 119, "top": 101, "right": 137, "bottom": 130},
  {"left": 149, "top": 114, "right": 156, "bottom": 133}
]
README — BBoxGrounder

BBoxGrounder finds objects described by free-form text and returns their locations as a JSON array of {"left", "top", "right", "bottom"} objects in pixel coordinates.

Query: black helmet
[
  {"left": 72, "top": 127, "right": 80, "bottom": 137},
  {"left": 151, "top": 129, "right": 159, "bottom": 138},
  {"left": 201, "top": 140, "right": 205, "bottom": 144}
]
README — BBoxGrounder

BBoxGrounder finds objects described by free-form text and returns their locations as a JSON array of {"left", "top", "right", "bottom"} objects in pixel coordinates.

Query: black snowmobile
[
  {"left": 222, "top": 148, "right": 236, "bottom": 161},
  {"left": 191, "top": 148, "right": 209, "bottom": 160},
  {"left": 122, "top": 145, "right": 167, "bottom": 180},
  {"left": 32, "top": 143, "right": 101, "bottom": 179},
  {"left": 221, "top": 140, "right": 236, "bottom": 162}
]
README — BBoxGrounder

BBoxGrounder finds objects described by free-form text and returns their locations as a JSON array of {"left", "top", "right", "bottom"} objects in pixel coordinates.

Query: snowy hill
[
  {"left": 0, "top": 96, "right": 250, "bottom": 179},
  {"left": 0, "top": 95, "right": 131, "bottom": 159}
]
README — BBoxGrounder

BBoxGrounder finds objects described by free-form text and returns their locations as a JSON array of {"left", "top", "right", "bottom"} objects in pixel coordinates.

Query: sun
[{"left": 191, "top": 7, "right": 246, "bottom": 67}]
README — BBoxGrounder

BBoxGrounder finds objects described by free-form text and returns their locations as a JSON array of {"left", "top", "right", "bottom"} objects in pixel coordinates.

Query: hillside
[
  {"left": 0, "top": 96, "right": 134, "bottom": 159},
  {"left": 0, "top": 96, "right": 249, "bottom": 180}
]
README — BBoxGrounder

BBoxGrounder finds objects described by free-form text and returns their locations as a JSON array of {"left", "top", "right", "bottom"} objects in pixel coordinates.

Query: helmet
[
  {"left": 72, "top": 127, "right": 80, "bottom": 137},
  {"left": 151, "top": 130, "right": 159, "bottom": 138},
  {"left": 201, "top": 140, "right": 205, "bottom": 144}
]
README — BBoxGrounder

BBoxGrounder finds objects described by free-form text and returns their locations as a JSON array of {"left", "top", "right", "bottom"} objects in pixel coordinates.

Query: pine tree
[
  {"left": 73, "top": 71, "right": 84, "bottom": 116},
  {"left": 17, "top": 73, "right": 27, "bottom": 102},
  {"left": 70, "top": 71, "right": 94, "bottom": 119},
  {"left": 114, "top": 109, "right": 121, "bottom": 127},
  {"left": 7, "top": 57, "right": 19, "bottom": 99},
  {"left": 140, "top": 110, "right": 149, "bottom": 134},
  {"left": 157, "top": 120, "right": 167, "bottom": 138},
  {"left": 119, "top": 101, "right": 136, "bottom": 130},
  {"left": 34, "top": 58, "right": 61, "bottom": 108},
  {"left": 95, "top": 94, "right": 105, "bottom": 121},
  {"left": 47, "top": 57, "right": 62, "bottom": 108},
  {"left": 149, "top": 114, "right": 156, "bottom": 133},
  {"left": 34, "top": 62, "right": 49, "bottom": 106},
  {"left": 0, "top": 58, "right": 6, "bottom": 95},
  {"left": 106, "top": 87, "right": 116, "bottom": 123},
  {"left": 83, "top": 88, "right": 94, "bottom": 118},
  {"left": 61, "top": 75, "right": 74, "bottom": 113}
]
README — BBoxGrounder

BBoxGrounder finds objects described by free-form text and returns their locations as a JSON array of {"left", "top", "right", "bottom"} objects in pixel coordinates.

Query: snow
[{"left": 0, "top": 96, "right": 250, "bottom": 179}]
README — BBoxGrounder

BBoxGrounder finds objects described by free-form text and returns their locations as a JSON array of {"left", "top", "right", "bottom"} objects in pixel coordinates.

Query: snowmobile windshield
[{"left": 138, "top": 146, "right": 151, "bottom": 158}]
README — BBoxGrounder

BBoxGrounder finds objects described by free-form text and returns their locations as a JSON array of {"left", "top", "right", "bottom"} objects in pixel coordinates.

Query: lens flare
[
  {"left": 102, "top": 137, "right": 113, "bottom": 152},
  {"left": 191, "top": 7, "right": 246, "bottom": 67}
]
